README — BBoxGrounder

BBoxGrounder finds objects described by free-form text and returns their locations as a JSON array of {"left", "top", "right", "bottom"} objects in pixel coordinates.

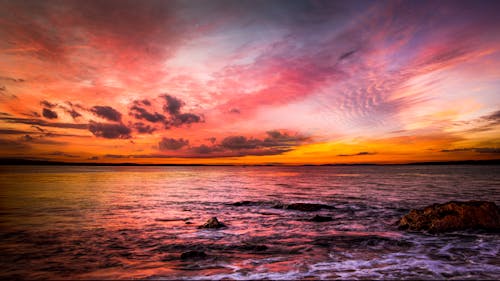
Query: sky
[{"left": 0, "top": 0, "right": 499, "bottom": 164}]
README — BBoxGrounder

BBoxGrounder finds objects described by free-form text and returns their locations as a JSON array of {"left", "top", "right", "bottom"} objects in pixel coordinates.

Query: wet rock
[
  {"left": 180, "top": 250, "right": 207, "bottom": 260},
  {"left": 311, "top": 215, "right": 333, "bottom": 222},
  {"left": 229, "top": 201, "right": 260, "bottom": 206},
  {"left": 398, "top": 201, "right": 500, "bottom": 233},
  {"left": 282, "top": 203, "right": 335, "bottom": 212},
  {"left": 198, "top": 217, "right": 226, "bottom": 229}
]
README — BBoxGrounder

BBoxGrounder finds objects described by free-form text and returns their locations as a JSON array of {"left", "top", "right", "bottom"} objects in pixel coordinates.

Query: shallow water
[{"left": 0, "top": 165, "right": 499, "bottom": 280}]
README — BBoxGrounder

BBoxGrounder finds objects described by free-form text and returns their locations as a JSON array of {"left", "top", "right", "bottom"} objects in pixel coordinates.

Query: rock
[
  {"left": 311, "top": 215, "right": 333, "bottom": 222},
  {"left": 198, "top": 217, "right": 226, "bottom": 229},
  {"left": 180, "top": 250, "right": 207, "bottom": 260},
  {"left": 229, "top": 201, "right": 259, "bottom": 206},
  {"left": 398, "top": 201, "right": 500, "bottom": 233},
  {"left": 285, "top": 203, "right": 335, "bottom": 212}
]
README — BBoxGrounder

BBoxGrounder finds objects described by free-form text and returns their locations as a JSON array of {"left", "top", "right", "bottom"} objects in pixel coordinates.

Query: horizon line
[{"left": 0, "top": 158, "right": 499, "bottom": 166}]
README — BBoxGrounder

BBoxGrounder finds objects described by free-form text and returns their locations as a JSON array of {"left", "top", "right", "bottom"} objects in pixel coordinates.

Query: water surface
[{"left": 0, "top": 165, "right": 499, "bottom": 279}]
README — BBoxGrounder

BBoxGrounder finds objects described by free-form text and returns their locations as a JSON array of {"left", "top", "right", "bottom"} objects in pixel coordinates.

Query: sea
[{"left": 0, "top": 165, "right": 499, "bottom": 280}]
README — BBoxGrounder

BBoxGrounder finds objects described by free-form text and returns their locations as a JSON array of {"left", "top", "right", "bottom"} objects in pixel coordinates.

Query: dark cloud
[
  {"left": 262, "top": 130, "right": 309, "bottom": 147},
  {"left": 0, "top": 129, "right": 35, "bottom": 135},
  {"left": 220, "top": 136, "right": 262, "bottom": 150},
  {"left": 337, "top": 152, "right": 376, "bottom": 157},
  {"left": 0, "top": 138, "right": 29, "bottom": 149},
  {"left": 130, "top": 105, "right": 166, "bottom": 123},
  {"left": 0, "top": 76, "right": 25, "bottom": 83},
  {"left": 229, "top": 108, "right": 241, "bottom": 114},
  {"left": 67, "top": 108, "right": 82, "bottom": 119},
  {"left": 104, "top": 154, "right": 131, "bottom": 159},
  {"left": 0, "top": 86, "right": 6, "bottom": 92},
  {"left": 0, "top": 117, "right": 88, "bottom": 130},
  {"left": 19, "top": 134, "right": 67, "bottom": 145},
  {"left": 162, "top": 94, "right": 183, "bottom": 115},
  {"left": 40, "top": 100, "right": 57, "bottom": 108},
  {"left": 482, "top": 110, "right": 500, "bottom": 123},
  {"left": 169, "top": 113, "right": 202, "bottom": 127},
  {"left": 88, "top": 156, "right": 99, "bottom": 160},
  {"left": 42, "top": 108, "right": 58, "bottom": 119},
  {"left": 58, "top": 103, "right": 82, "bottom": 119},
  {"left": 29, "top": 111, "right": 41, "bottom": 118},
  {"left": 217, "top": 131, "right": 308, "bottom": 151},
  {"left": 338, "top": 50, "right": 356, "bottom": 61},
  {"left": 32, "top": 125, "right": 45, "bottom": 132},
  {"left": 88, "top": 121, "right": 131, "bottom": 139},
  {"left": 133, "top": 99, "right": 152, "bottom": 106},
  {"left": 45, "top": 151, "right": 79, "bottom": 158},
  {"left": 91, "top": 106, "right": 122, "bottom": 122},
  {"left": 133, "top": 122, "right": 156, "bottom": 134},
  {"left": 441, "top": 147, "right": 500, "bottom": 154},
  {"left": 159, "top": 137, "right": 189, "bottom": 150}
]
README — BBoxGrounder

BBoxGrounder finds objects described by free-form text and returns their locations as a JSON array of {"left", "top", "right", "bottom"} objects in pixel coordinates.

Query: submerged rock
[
  {"left": 398, "top": 201, "right": 500, "bottom": 233},
  {"left": 229, "top": 201, "right": 261, "bottom": 206},
  {"left": 198, "top": 217, "right": 226, "bottom": 229},
  {"left": 180, "top": 250, "right": 207, "bottom": 260},
  {"left": 311, "top": 215, "right": 333, "bottom": 222},
  {"left": 283, "top": 203, "right": 335, "bottom": 212}
]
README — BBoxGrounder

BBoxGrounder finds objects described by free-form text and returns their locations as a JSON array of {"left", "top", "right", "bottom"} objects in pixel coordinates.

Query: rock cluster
[
  {"left": 398, "top": 201, "right": 500, "bottom": 233},
  {"left": 198, "top": 217, "right": 226, "bottom": 229}
]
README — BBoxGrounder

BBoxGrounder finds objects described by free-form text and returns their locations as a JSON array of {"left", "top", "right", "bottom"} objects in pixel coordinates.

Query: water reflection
[{"left": 0, "top": 165, "right": 499, "bottom": 279}]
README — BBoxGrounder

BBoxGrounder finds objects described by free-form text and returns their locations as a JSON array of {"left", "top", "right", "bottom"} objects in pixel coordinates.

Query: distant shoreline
[{"left": 0, "top": 158, "right": 499, "bottom": 166}]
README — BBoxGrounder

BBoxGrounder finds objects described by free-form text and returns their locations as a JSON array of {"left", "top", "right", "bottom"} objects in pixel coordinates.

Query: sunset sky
[{"left": 0, "top": 0, "right": 499, "bottom": 164}]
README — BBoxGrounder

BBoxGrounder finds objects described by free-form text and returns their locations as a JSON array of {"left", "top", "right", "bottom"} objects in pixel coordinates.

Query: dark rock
[
  {"left": 284, "top": 203, "right": 335, "bottom": 212},
  {"left": 229, "top": 201, "right": 259, "bottom": 206},
  {"left": 180, "top": 250, "right": 207, "bottom": 260},
  {"left": 398, "top": 201, "right": 500, "bottom": 233},
  {"left": 198, "top": 217, "right": 226, "bottom": 229},
  {"left": 311, "top": 215, "right": 333, "bottom": 222}
]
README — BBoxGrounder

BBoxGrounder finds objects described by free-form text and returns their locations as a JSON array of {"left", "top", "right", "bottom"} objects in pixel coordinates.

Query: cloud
[
  {"left": 19, "top": 134, "right": 67, "bottom": 145},
  {"left": 40, "top": 100, "right": 57, "bottom": 108},
  {"left": 183, "top": 130, "right": 309, "bottom": 157},
  {"left": 58, "top": 103, "right": 82, "bottom": 119},
  {"left": 104, "top": 154, "right": 131, "bottom": 159},
  {"left": 169, "top": 113, "right": 202, "bottom": 127},
  {"left": 0, "top": 117, "right": 88, "bottom": 130},
  {"left": 441, "top": 147, "right": 500, "bottom": 154},
  {"left": 220, "top": 136, "right": 262, "bottom": 150},
  {"left": 337, "top": 152, "right": 376, "bottom": 157},
  {"left": 133, "top": 99, "right": 152, "bottom": 106},
  {"left": 0, "top": 138, "right": 29, "bottom": 150},
  {"left": 91, "top": 106, "right": 122, "bottom": 122},
  {"left": 88, "top": 121, "right": 131, "bottom": 139},
  {"left": 42, "top": 108, "right": 58, "bottom": 119},
  {"left": 159, "top": 137, "right": 189, "bottom": 150},
  {"left": 133, "top": 122, "right": 156, "bottom": 134},
  {"left": 162, "top": 94, "right": 183, "bottom": 115},
  {"left": 130, "top": 105, "right": 166, "bottom": 123},
  {"left": 338, "top": 50, "right": 356, "bottom": 61},
  {"left": 45, "top": 151, "right": 79, "bottom": 158}
]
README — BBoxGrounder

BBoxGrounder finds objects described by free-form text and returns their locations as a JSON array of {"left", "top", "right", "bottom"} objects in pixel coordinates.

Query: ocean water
[{"left": 0, "top": 165, "right": 499, "bottom": 280}]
